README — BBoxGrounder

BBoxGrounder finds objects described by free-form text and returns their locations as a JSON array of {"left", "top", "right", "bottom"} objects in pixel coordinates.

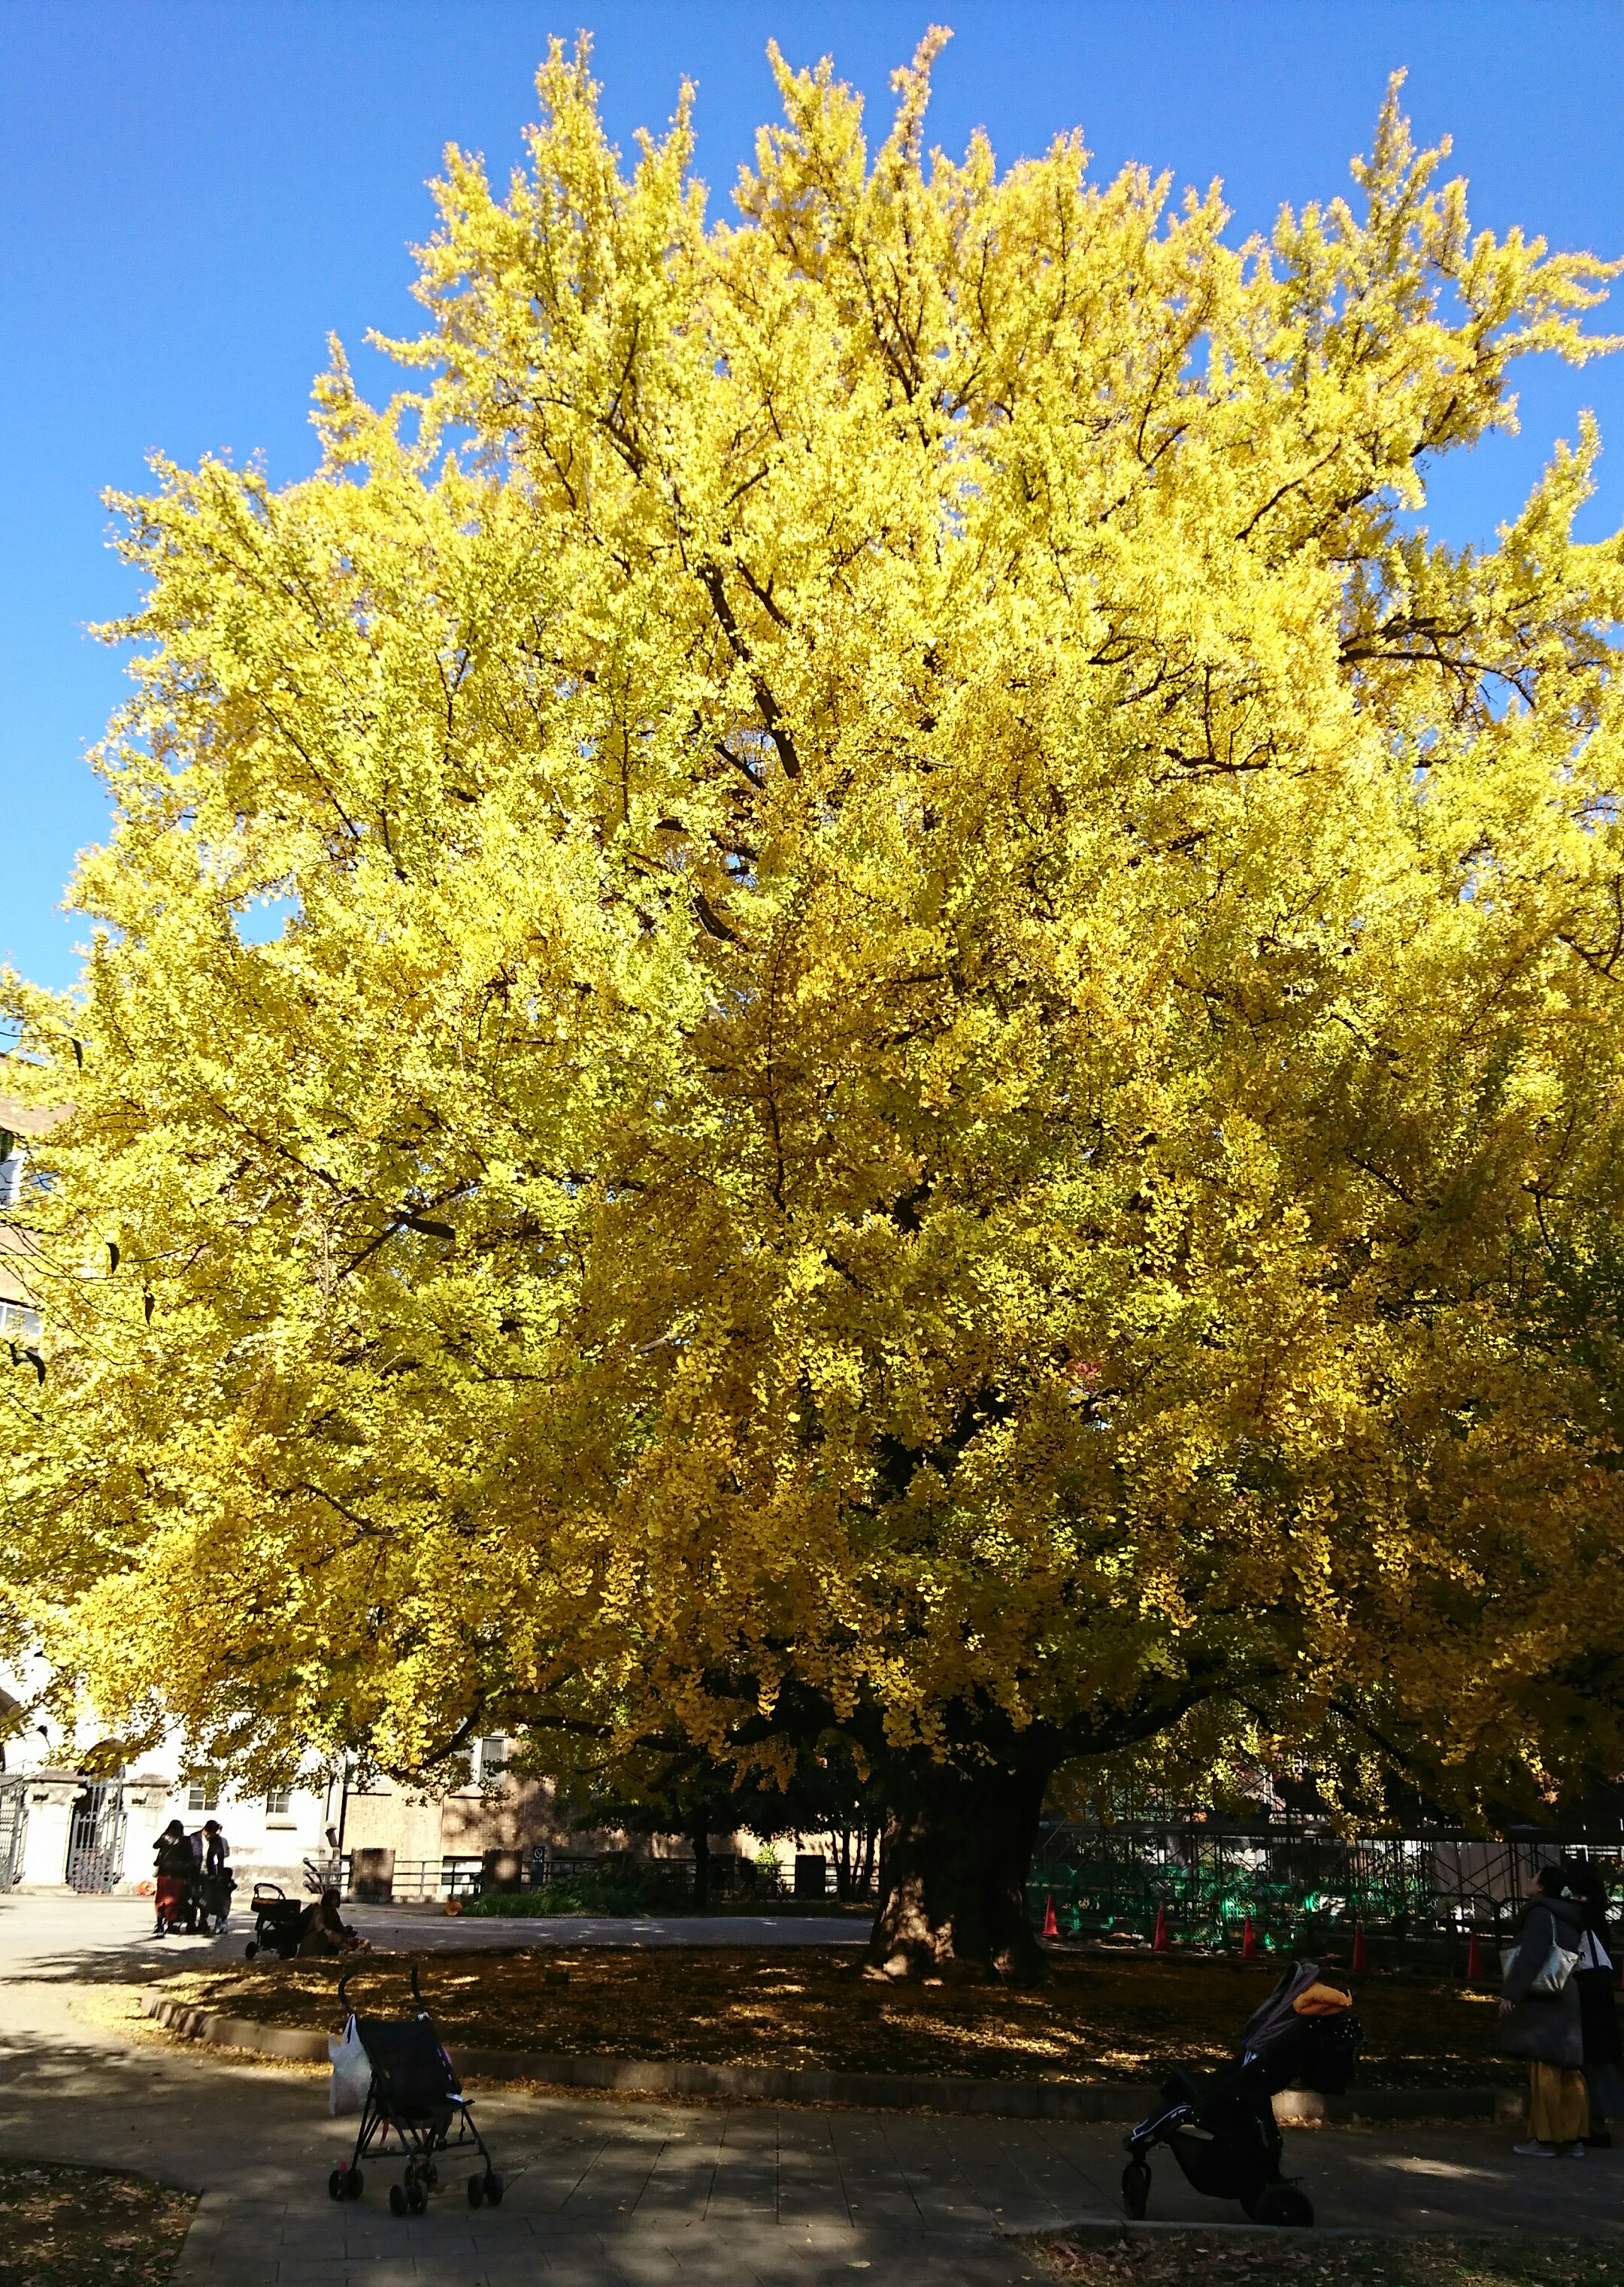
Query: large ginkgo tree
[{"left": 6, "top": 35, "right": 1624, "bottom": 1977}]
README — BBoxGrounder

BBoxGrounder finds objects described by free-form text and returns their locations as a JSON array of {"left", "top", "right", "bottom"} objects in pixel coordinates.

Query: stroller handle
[{"left": 333, "top": 1964, "right": 425, "bottom": 2018}]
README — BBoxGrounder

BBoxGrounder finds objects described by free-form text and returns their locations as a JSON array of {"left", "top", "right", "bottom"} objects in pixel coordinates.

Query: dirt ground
[
  {"left": 0, "top": 2159, "right": 194, "bottom": 2287},
  {"left": 1037, "top": 2236, "right": 1624, "bottom": 2287},
  {"left": 160, "top": 1946, "right": 1516, "bottom": 2086}
]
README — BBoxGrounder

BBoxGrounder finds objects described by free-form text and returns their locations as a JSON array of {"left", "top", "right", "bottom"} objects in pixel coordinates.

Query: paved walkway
[
  {"left": 0, "top": 1892, "right": 1620, "bottom": 2282},
  {"left": 0, "top": 1890, "right": 869, "bottom": 1974}
]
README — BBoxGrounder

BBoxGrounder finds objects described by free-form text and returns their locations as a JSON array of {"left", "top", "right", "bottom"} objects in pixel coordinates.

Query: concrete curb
[
  {"left": 138, "top": 1992, "right": 1514, "bottom": 2126},
  {"left": 143, "top": 1994, "right": 332, "bottom": 2062}
]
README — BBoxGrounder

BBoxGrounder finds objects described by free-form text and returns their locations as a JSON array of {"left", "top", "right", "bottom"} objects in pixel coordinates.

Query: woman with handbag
[{"left": 1500, "top": 1864, "right": 1590, "bottom": 2155}]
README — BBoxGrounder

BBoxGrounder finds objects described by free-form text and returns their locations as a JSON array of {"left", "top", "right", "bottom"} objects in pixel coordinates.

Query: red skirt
[{"left": 155, "top": 1874, "right": 187, "bottom": 1917}]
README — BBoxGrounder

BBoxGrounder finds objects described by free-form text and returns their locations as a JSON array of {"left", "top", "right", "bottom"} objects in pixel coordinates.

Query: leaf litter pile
[
  {"left": 0, "top": 2161, "right": 194, "bottom": 2287},
  {"left": 1039, "top": 2235, "right": 1624, "bottom": 2286},
  {"left": 164, "top": 1946, "right": 1513, "bottom": 2086}
]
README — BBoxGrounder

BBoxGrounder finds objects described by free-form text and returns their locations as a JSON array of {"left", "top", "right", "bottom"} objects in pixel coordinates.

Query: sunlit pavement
[
  {"left": 0, "top": 1890, "right": 1619, "bottom": 2282},
  {"left": 0, "top": 1887, "right": 868, "bottom": 1981}
]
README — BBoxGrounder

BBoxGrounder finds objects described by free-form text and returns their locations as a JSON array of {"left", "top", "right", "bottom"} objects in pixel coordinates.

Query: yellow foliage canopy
[{"left": 5, "top": 41, "right": 1624, "bottom": 1825}]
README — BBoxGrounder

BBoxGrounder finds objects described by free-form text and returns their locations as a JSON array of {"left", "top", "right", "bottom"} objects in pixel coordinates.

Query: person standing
[
  {"left": 198, "top": 1818, "right": 232, "bottom": 1934},
  {"left": 1501, "top": 1864, "right": 1590, "bottom": 2156},
  {"left": 151, "top": 1819, "right": 193, "bottom": 1938},
  {"left": 1560, "top": 1855, "right": 1623, "bottom": 2149},
  {"left": 174, "top": 1820, "right": 210, "bottom": 1933}
]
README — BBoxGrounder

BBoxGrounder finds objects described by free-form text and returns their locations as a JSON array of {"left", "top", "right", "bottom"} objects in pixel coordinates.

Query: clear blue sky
[{"left": 3, "top": 0, "right": 1622, "bottom": 992}]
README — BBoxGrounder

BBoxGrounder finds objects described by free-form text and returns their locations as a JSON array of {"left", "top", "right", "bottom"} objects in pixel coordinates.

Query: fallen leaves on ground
[
  {"left": 159, "top": 1948, "right": 1514, "bottom": 2086},
  {"left": 1039, "top": 2239, "right": 1624, "bottom": 2286},
  {"left": 0, "top": 2161, "right": 194, "bottom": 2287}
]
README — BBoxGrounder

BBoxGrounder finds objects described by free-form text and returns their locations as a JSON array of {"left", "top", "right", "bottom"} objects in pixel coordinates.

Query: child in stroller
[{"left": 1122, "top": 1960, "right": 1362, "bottom": 2228}]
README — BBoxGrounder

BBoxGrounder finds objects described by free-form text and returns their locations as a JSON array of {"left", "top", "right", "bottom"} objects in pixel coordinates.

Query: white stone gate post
[
  {"left": 17, "top": 1771, "right": 80, "bottom": 1889},
  {"left": 119, "top": 1774, "right": 171, "bottom": 1895}
]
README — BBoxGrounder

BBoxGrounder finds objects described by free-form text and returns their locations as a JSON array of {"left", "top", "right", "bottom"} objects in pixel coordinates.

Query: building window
[
  {"left": 186, "top": 1781, "right": 220, "bottom": 1813},
  {"left": 0, "top": 1301, "right": 41, "bottom": 1341},
  {"left": 265, "top": 1787, "right": 293, "bottom": 1818},
  {"left": 477, "top": 1735, "right": 506, "bottom": 1779}
]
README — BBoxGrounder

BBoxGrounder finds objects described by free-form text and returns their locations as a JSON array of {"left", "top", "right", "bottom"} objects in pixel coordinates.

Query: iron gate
[
  {"left": 0, "top": 1779, "right": 26, "bottom": 1889},
  {"left": 65, "top": 1780, "right": 125, "bottom": 1892}
]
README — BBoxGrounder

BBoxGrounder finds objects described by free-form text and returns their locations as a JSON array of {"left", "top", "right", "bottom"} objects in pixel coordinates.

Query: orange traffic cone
[
  {"left": 1352, "top": 1920, "right": 1368, "bottom": 1973},
  {"left": 1152, "top": 1903, "right": 1170, "bottom": 1952},
  {"left": 1466, "top": 1928, "right": 1483, "bottom": 1982},
  {"left": 1241, "top": 1913, "right": 1258, "bottom": 1961},
  {"left": 1042, "top": 1893, "right": 1059, "bottom": 1940}
]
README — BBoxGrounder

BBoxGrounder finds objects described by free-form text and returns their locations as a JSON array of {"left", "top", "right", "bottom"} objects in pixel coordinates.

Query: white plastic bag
[{"left": 328, "top": 2016, "right": 371, "bottom": 2117}]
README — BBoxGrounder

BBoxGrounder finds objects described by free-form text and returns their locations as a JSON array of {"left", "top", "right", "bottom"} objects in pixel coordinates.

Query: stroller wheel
[
  {"left": 244, "top": 1941, "right": 258, "bottom": 1960},
  {"left": 1121, "top": 2160, "right": 1150, "bottom": 2219},
  {"left": 467, "top": 2173, "right": 485, "bottom": 2207},
  {"left": 408, "top": 2177, "right": 427, "bottom": 2215},
  {"left": 389, "top": 2184, "right": 408, "bottom": 2218},
  {"left": 345, "top": 2168, "right": 364, "bottom": 2201},
  {"left": 1253, "top": 2182, "right": 1313, "bottom": 2228},
  {"left": 483, "top": 2172, "right": 504, "bottom": 2207},
  {"left": 328, "top": 2168, "right": 346, "bottom": 2201}
]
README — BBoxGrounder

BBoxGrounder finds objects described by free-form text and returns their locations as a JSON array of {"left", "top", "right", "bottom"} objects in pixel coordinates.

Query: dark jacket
[
  {"left": 1573, "top": 1893, "right": 1623, "bottom": 2073},
  {"left": 1501, "top": 1892, "right": 1586, "bottom": 2069}
]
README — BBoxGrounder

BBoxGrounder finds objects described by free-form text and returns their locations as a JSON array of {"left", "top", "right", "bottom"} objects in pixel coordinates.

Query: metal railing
[
  {"left": 526, "top": 1848, "right": 783, "bottom": 1902},
  {"left": 336, "top": 1848, "right": 795, "bottom": 1907},
  {"left": 1029, "top": 1819, "right": 1624, "bottom": 1950},
  {"left": 307, "top": 1846, "right": 814, "bottom": 1909},
  {"left": 353, "top": 1856, "right": 483, "bottom": 1902},
  {"left": 307, "top": 1853, "right": 513, "bottom": 1903}
]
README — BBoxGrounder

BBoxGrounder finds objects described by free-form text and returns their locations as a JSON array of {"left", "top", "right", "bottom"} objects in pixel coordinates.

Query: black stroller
[
  {"left": 1122, "top": 1961, "right": 1362, "bottom": 2228},
  {"left": 244, "top": 1883, "right": 304, "bottom": 1961},
  {"left": 327, "top": 1964, "right": 503, "bottom": 2216}
]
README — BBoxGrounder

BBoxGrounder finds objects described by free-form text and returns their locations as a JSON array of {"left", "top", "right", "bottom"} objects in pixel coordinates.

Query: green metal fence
[{"left": 1028, "top": 1822, "right": 1624, "bottom": 1951}]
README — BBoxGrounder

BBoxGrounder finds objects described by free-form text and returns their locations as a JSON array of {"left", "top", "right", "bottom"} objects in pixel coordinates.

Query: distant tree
[
  {"left": 774, "top": 1740, "right": 886, "bottom": 1902},
  {"left": 6, "top": 40, "right": 1624, "bottom": 1982},
  {"left": 548, "top": 1741, "right": 805, "bottom": 1909}
]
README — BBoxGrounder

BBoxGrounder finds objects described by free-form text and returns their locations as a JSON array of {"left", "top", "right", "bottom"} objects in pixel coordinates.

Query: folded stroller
[
  {"left": 1122, "top": 1960, "right": 1362, "bottom": 2228},
  {"left": 326, "top": 1964, "right": 503, "bottom": 2216}
]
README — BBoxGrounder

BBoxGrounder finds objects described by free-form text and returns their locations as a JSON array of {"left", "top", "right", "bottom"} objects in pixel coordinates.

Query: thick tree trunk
[
  {"left": 865, "top": 1753, "right": 1050, "bottom": 1983},
  {"left": 690, "top": 1818, "right": 710, "bottom": 1909}
]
